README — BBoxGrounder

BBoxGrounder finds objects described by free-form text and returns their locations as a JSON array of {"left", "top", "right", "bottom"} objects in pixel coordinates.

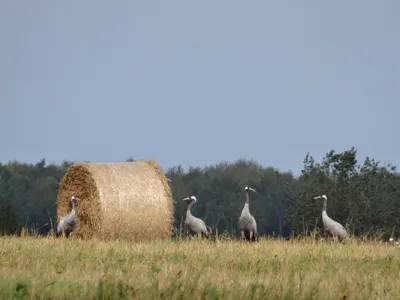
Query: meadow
[{"left": 0, "top": 236, "right": 399, "bottom": 300}]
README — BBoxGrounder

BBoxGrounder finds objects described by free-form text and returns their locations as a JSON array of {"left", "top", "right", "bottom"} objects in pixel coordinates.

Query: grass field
[{"left": 0, "top": 236, "right": 399, "bottom": 299}]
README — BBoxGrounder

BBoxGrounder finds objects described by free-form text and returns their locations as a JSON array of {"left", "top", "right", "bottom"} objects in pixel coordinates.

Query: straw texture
[{"left": 56, "top": 161, "right": 173, "bottom": 241}]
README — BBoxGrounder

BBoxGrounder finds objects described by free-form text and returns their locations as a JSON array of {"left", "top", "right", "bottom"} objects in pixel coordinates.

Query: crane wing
[
  {"left": 239, "top": 215, "right": 256, "bottom": 230},
  {"left": 186, "top": 216, "right": 208, "bottom": 234}
]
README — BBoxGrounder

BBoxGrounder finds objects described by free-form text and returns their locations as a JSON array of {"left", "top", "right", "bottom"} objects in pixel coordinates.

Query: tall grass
[{"left": 0, "top": 236, "right": 399, "bottom": 299}]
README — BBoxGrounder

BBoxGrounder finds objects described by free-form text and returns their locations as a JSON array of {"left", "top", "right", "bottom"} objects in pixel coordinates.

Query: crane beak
[
  {"left": 313, "top": 196, "right": 321, "bottom": 200},
  {"left": 182, "top": 197, "right": 191, "bottom": 201}
]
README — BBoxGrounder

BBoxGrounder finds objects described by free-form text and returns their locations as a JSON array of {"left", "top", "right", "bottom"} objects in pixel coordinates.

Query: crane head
[
  {"left": 182, "top": 195, "right": 197, "bottom": 202},
  {"left": 245, "top": 186, "right": 256, "bottom": 192},
  {"left": 313, "top": 195, "right": 327, "bottom": 200},
  {"left": 71, "top": 196, "right": 79, "bottom": 202}
]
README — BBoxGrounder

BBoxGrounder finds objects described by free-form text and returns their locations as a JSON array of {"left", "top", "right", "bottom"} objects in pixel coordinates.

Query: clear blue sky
[{"left": 1, "top": 1, "right": 399, "bottom": 174}]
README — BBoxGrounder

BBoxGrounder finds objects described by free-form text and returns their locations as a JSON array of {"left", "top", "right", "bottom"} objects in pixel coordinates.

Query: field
[{"left": 0, "top": 236, "right": 399, "bottom": 299}]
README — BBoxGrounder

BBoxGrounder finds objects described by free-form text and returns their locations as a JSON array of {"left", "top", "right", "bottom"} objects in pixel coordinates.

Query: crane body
[
  {"left": 182, "top": 196, "right": 211, "bottom": 239},
  {"left": 56, "top": 196, "right": 79, "bottom": 238},
  {"left": 239, "top": 186, "right": 259, "bottom": 242},
  {"left": 314, "top": 195, "right": 347, "bottom": 242}
]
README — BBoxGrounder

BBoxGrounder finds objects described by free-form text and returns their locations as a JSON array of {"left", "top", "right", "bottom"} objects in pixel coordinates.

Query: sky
[{"left": 1, "top": 1, "right": 399, "bottom": 175}]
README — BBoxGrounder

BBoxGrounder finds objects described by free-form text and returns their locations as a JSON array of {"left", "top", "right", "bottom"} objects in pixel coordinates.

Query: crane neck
[
  {"left": 187, "top": 199, "right": 196, "bottom": 211},
  {"left": 245, "top": 191, "right": 250, "bottom": 204},
  {"left": 242, "top": 203, "right": 250, "bottom": 215},
  {"left": 322, "top": 198, "right": 327, "bottom": 212},
  {"left": 71, "top": 199, "right": 76, "bottom": 211},
  {"left": 241, "top": 192, "right": 250, "bottom": 215}
]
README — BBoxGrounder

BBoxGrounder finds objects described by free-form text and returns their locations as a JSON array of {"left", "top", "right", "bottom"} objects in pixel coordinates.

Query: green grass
[{"left": 0, "top": 236, "right": 399, "bottom": 299}]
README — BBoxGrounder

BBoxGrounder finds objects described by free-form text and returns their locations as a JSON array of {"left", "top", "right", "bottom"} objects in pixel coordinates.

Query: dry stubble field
[{"left": 0, "top": 236, "right": 399, "bottom": 299}]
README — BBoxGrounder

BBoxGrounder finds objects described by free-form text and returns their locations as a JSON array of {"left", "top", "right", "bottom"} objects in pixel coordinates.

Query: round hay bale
[{"left": 56, "top": 160, "right": 173, "bottom": 241}]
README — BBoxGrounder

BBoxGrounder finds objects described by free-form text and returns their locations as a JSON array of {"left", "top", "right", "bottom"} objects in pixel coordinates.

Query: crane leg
[
  {"left": 206, "top": 226, "right": 212, "bottom": 237},
  {"left": 243, "top": 230, "right": 252, "bottom": 241},
  {"left": 201, "top": 232, "right": 209, "bottom": 239},
  {"left": 184, "top": 225, "right": 192, "bottom": 240}
]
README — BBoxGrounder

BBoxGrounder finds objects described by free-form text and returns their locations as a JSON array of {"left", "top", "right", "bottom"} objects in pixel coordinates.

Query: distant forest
[{"left": 1, "top": 147, "right": 399, "bottom": 239}]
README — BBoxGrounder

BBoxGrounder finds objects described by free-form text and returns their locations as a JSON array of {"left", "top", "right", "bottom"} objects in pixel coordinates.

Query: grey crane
[
  {"left": 182, "top": 196, "right": 212, "bottom": 239},
  {"left": 314, "top": 195, "right": 347, "bottom": 242},
  {"left": 238, "top": 186, "right": 259, "bottom": 242},
  {"left": 56, "top": 195, "right": 79, "bottom": 238}
]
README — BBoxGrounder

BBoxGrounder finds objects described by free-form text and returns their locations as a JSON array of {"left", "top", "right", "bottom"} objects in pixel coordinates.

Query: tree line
[{"left": 0, "top": 147, "right": 399, "bottom": 239}]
